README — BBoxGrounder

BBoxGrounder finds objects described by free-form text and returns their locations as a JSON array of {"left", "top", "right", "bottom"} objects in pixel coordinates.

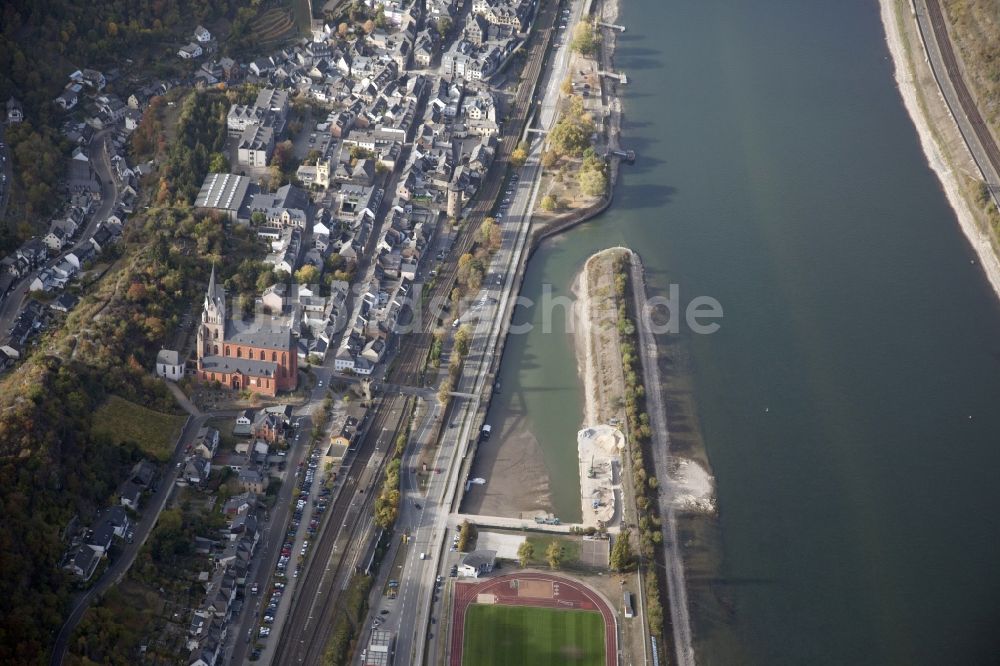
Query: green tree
[
  {"left": 610, "top": 529, "right": 634, "bottom": 571},
  {"left": 437, "top": 16, "right": 453, "bottom": 38},
  {"left": 540, "top": 194, "right": 557, "bottom": 212},
  {"left": 517, "top": 540, "right": 535, "bottom": 567},
  {"left": 208, "top": 152, "right": 229, "bottom": 173},
  {"left": 579, "top": 167, "right": 607, "bottom": 197}
]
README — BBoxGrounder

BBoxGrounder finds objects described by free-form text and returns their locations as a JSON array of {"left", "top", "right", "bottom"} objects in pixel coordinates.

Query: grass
[
  {"left": 462, "top": 604, "right": 605, "bottom": 666},
  {"left": 524, "top": 535, "right": 582, "bottom": 568},
  {"left": 92, "top": 395, "right": 186, "bottom": 461}
]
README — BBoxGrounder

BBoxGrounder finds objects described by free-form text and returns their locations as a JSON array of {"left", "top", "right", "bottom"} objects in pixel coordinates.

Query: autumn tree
[
  {"left": 517, "top": 541, "right": 535, "bottom": 567},
  {"left": 295, "top": 264, "right": 320, "bottom": 285},
  {"left": 545, "top": 540, "right": 563, "bottom": 569},
  {"left": 570, "top": 22, "right": 599, "bottom": 56},
  {"left": 511, "top": 141, "right": 529, "bottom": 167},
  {"left": 540, "top": 194, "right": 557, "bottom": 212}
]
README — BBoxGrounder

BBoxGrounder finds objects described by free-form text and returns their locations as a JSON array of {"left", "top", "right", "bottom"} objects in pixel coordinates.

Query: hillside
[{"left": 0, "top": 88, "right": 264, "bottom": 663}]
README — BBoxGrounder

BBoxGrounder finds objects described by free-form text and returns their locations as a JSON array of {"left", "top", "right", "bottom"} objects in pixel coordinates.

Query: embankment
[{"left": 880, "top": 0, "right": 1000, "bottom": 299}]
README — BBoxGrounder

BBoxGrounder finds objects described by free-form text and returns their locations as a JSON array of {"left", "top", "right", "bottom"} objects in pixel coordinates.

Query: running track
[{"left": 449, "top": 572, "right": 618, "bottom": 666}]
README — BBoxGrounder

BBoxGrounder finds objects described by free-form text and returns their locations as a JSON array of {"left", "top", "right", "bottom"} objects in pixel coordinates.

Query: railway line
[
  {"left": 390, "top": 0, "right": 558, "bottom": 388},
  {"left": 924, "top": 0, "right": 1000, "bottom": 192},
  {"left": 273, "top": 3, "right": 560, "bottom": 663},
  {"left": 272, "top": 394, "right": 411, "bottom": 666}
]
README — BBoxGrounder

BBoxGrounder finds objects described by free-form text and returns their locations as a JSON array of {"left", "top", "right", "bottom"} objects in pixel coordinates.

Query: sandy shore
[{"left": 880, "top": 0, "right": 1000, "bottom": 299}]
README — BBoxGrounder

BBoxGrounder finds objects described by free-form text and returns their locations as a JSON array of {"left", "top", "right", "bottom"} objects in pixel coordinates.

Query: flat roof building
[
  {"left": 362, "top": 629, "right": 393, "bottom": 666},
  {"left": 195, "top": 173, "right": 253, "bottom": 222}
]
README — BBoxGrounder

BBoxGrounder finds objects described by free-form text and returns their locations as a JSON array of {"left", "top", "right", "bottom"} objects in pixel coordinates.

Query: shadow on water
[{"left": 614, "top": 183, "right": 676, "bottom": 210}]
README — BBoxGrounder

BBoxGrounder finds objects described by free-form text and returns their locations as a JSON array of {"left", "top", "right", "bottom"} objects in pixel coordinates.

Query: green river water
[{"left": 485, "top": 0, "right": 1000, "bottom": 663}]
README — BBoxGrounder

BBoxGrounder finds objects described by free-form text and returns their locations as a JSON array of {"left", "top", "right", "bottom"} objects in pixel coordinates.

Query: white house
[
  {"left": 179, "top": 42, "right": 204, "bottom": 59},
  {"left": 156, "top": 349, "right": 185, "bottom": 381},
  {"left": 194, "top": 25, "right": 212, "bottom": 43},
  {"left": 458, "top": 550, "right": 496, "bottom": 578}
]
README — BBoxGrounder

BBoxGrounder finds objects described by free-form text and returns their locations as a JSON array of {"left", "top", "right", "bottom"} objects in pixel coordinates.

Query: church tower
[
  {"left": 198, "top": 265, "right": 226, "bottom": 358},
  {"left": 316, "top": 158, "right": 330, "bottom": 189}
]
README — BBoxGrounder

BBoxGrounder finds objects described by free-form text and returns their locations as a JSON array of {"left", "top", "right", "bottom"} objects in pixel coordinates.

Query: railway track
[
  {"left": 273, "top": 394, "right": 411, "bottom": 666},
  {"left": 390, "top": 0, "right": 558, "bottom": 388},
  {"left": 924, "top": 0, "right": 1000, "bottom": 187}
]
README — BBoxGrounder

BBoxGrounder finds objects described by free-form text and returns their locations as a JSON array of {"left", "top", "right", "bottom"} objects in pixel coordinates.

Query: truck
[{"left": 480, "top": 424, "right": 492, "bottom": 441}]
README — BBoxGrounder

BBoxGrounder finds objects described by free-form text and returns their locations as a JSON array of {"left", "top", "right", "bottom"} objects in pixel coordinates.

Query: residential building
[
  {"left": 237, "top": 124, "right": 274, "bottom": 168},
  {"left": 179, "top": 43, "right": 204, "bottom": 59}
]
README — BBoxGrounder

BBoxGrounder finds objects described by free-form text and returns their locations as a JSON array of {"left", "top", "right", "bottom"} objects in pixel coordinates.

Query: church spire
[{"left": 208, "top": 262, "right": 217, "bottom": 298}]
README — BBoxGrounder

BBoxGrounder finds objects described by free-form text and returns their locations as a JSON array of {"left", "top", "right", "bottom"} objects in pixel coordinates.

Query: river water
[{"left": 485, "top": 0, "right": 1000, "bottom": 663}]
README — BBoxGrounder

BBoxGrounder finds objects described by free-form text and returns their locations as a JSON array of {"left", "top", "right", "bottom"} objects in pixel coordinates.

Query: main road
[{"left": 388, "top": 0, "right": 585, "bottom": 658}]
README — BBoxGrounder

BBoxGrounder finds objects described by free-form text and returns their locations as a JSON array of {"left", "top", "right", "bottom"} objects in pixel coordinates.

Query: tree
[
  {"left": 540, "top": 194, "right": 557, "bottom": 212},
  {"left": 438, "top": 376, "right": 453, "bottom": 404},
  {"left": 363, "top": 19, "right": 375, "bottom": 34},
  {"left": 436, "top": 16, "right": 453, "bottom": 38},
  {"left": 208, "top": 152, "right": 229, "bottom": 173},
  {"left": 295, "top": 264, "right": 320, "bottom": 285},
  {"left": 561, "top": 76, "right": 573, "bottom": 96},
  {"left": 454, "top": 326, "right": 472, "bottom": 357},
  {"left": 511, "top": 141, "right": 529, "bottom": 167},
  {"left": 250, "top": 211, "right": 266, "bottom": 226},
  {"left": 271, "top": 140, "right": 295, "bottom": 170},
  {"left": 541, "top": 150, "right": 559, "bottom": 169},
  {"left": 545, "top": 540, "right": 563, "bottom": 569},
  {"left": 570, "top": 22, "right": 599, "bottom": 56},
  {"left": 549, "top": 107, "right": 594, "bottom": 157},
  {"left": 517, "top": 541, "right": 535, "bottom": 567},
  {"left": 579, "top": 167, "right": 607, "bottom": 197},
  {"left": 338, "top": 22, "right": 349, "bottom": 37},
  {"left": 610, "top": 529, "right": 634, "bottom": 571}
]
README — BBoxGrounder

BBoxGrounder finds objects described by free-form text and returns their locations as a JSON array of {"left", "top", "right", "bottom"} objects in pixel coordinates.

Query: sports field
[{"left": 462, "top": 604, "right": 606, "bottom": 666}]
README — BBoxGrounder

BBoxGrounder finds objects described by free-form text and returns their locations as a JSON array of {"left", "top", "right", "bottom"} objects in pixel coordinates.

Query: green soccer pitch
[{"left": 461, "top": 604, "right": 606, "bottom": 666}]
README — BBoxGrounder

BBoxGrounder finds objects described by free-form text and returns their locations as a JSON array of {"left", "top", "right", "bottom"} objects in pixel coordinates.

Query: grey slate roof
[{"left": 200, "top": 355, "right": 279, "bottom": 377}]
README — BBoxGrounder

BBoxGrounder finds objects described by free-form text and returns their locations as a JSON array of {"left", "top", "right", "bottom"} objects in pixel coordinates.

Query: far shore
[{"left": 880, "top": 0, "right": 1000, "bottom": 300}]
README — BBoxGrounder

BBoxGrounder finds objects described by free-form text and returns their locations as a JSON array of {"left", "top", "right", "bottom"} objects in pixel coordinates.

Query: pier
[
  {"left": 598, "top": 70, "right": 628, "bottom": 85},
  {"left": 609, "top": 148, "right": 636, "bottom": 163},
  {"left": 597, "top": 21, "right": 626, "bottom": 32}
]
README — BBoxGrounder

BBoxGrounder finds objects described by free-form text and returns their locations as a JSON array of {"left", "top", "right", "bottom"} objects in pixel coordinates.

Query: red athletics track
[{"left": 449, "top": 572, "right": 617, "bottom": 666}]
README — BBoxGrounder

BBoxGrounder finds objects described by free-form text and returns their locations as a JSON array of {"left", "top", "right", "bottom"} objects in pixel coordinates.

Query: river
[{"left": 483, "top": 0, "right": 1000, "bottom": 663}]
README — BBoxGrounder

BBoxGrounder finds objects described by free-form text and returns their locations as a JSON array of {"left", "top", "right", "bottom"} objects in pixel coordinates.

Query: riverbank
[{"left": 880, "top": 0, "right": 1000, "bottom": 299}]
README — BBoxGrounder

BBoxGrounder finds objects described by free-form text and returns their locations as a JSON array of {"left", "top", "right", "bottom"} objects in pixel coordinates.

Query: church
[{"left": 196, "top": 266, "right": 298, "bottom": 396}]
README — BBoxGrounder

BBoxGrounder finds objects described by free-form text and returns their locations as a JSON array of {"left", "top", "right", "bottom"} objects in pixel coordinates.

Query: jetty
[
  {"left": 597, "top": 21, "right": 626, "bottom": 32},
  {"left": 597, "top": 70, "right": 628, "bottom": 85}
]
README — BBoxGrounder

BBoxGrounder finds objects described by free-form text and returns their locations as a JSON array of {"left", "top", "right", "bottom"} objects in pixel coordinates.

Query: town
[{"left": 0, "top": 0, "right": 656, "bottom": 664}]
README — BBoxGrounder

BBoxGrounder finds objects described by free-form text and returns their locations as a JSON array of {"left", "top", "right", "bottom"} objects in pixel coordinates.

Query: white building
[{"left": 156, "top": 349, "right": 185, "bottom": 381}]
